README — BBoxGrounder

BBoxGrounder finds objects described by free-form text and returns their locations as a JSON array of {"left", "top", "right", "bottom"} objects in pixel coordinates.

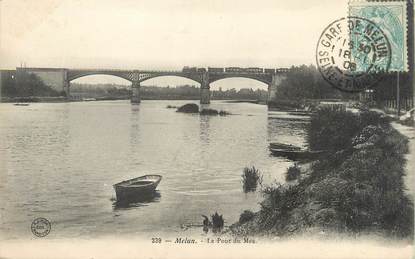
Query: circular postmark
[
  {"left": 316, "top": 16, "right": 391, "bottom": 92},
  {"left": 31, "top": 217, "right": 51, "bottom": 237}
]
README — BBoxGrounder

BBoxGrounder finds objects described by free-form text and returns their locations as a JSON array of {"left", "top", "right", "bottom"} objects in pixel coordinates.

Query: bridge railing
[{"left": 51, "top": 67, "right": 292, "bottom": 74}]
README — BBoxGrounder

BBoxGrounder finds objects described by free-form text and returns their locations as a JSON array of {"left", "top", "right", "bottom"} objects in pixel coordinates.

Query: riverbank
[
  {"left": 0, "top": 96, "right": 133, "bottom": 103},
  {"left": 230, "top": 107, "right": 414, "bottom": 240},
  {"left": 1, "top": 96, "right": 68, "bottom": 103}
]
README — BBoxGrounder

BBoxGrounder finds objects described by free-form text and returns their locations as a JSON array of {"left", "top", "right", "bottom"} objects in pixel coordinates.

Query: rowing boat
[
  {"left": 113, "top": 175, "right": 162, "bottom": 201},
  {"left": 269, "top": 147, "right": 325, "bottom": 160}
]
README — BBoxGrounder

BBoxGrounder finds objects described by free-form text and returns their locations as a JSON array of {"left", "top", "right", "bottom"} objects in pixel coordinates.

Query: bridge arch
[
  {"left": 138, "top": 74, "right": 202, "bottom": 84},
  {"left": 68, "top": 74, "right": 132, "bottom": 101},
  {"left": 69, "top": 74, "right": 132, "bottom": 85},
  {"left": 137, "top": 75, "right": 203, "bottom": 104},
  {"left": 209, "top": 77, "right": 269, "bottom": 89},
  {"left": 209, "top": 75, "right": 271, "bottom": 85},
  {"left": 67, "top": 72, "right": 134, "bottom": 82}
]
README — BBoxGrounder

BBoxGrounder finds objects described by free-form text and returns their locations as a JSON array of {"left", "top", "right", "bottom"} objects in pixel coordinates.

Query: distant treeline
[
  {"left": 212, "top": 87, "right": 267, "bottom": 101},
  {"left": 140, "top": 85, "right": 198, "bottom": 99},
  {"left": 71, "top": 83, "right": 130, "bottom": 99},
  {"left": 142, "top": 85, "right": 267, "bottom": 101},
  {"left": 274, "top": 65, "right": 358, "bottom": 101},
  {"left": 273, "top": 64, "right": 413, "bottom": 103},
  {"left": 72, "top": 83, "right": 268, "bottom": 101}
]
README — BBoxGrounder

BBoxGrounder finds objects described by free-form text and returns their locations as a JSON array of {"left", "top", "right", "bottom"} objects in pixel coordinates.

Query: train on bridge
[{"left": 182, "top": 66, "right": 289, "bottom": 74}]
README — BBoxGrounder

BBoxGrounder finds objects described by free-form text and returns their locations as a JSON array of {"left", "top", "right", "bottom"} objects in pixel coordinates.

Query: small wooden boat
[
  {"left": 13, "top": 103, "right": 30, "bottom": 106},
  {"left": 270, "top": 148, "right": 326, "bottom": 160},
  {"left": 113, "top": 175, "right": 162, "bottom": 201},
  {"left": 269, "top": 142, "right": 302, "bottom": 151},
  {"left": 269, "top": 142, "right": 326, "bottom": 160}
]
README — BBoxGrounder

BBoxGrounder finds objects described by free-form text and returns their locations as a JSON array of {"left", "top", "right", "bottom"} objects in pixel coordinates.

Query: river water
[{"left": 0, "top": 100, "right": 309, "bottom": 239}]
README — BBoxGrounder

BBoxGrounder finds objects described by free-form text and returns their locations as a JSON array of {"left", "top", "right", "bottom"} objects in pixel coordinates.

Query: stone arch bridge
[{"left": 13, "top": 67, "right": 289, "bottom": 104}]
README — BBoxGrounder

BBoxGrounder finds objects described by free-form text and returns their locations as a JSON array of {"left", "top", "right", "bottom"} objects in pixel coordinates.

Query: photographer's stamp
[{"left": 31, "top": 218, "right": 51, "bottom": 237}]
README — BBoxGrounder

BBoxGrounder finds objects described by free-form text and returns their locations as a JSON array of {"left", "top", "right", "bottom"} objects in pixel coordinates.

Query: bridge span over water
[{"left": 6, "top": 67, "right": 290, "bottom": 104}]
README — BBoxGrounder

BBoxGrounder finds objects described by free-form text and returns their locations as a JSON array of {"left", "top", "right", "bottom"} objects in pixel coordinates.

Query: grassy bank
[{"left": 231, "top": 107, "right": 413, "bottom": 239}]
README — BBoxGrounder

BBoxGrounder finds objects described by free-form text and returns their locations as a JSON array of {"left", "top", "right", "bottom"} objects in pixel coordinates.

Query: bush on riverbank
[
  {"left": 242, "top": 166, "right": 262, "bottom": 192},
  {"left": 285, "top": 164, "right": 301, "bottom": 181},
  {"left": 212, "top": 212, "right": 224, "bottom": 230},
  {"left": 307, "top": 106, "right": 390, "bottom": 151},
  {"left": 231, "top": 107, "right": 413, "bottom": 239},
  {"left": 239, "top": 210, "right": 255, "bottom": 224}
]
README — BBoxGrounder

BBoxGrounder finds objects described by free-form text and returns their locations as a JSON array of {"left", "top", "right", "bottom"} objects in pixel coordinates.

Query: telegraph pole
[
  {"left": 412, "top": 0, "right": 415, "bottom": 117},
  {"left": 397, "top": 71, "right": 400, "bottom": 117},
  {"left": 409, "top": 0, "right": 414, "bottom": 119}
]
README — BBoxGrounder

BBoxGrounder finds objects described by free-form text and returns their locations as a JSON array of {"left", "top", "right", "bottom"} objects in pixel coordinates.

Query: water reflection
[
  {"left": 199, "top": 115, "right": 211, "bottom": 144},
  {"left": 131, "top": 104, "right": 140, "bottom": 112},
  {"left": 267, "top": 111, "right": 309, "bottom": 149},
  {"left": 129, "top": 105, "right": 141, "bottom": 147},
  {"left": 112, "top": 191, "right": 161, "bottom": 210}
]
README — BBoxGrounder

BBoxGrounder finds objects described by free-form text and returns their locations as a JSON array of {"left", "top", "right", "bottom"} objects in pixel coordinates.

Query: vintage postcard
[{"left": 0, "top": 0, "right": 414, "bottom": 258}]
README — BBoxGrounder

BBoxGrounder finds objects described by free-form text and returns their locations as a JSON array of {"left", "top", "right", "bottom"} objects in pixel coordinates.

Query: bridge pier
[
  {"left": 267, "top": 74, "right": 284, "bottom": 103},
  {"left": 63, "top": 80, "right": 70, "bottom": 100},
  {"left": 200, "top": 87, "right": 210, "bottom": 104},
  {"left": 131, "top": 81, "right": 141, "bottom": 104},
  {"left": 62, "top": 69, "right": 70, "bottom": 100},
  {"left": 200, "top": 72, "right": 210, "bottom": 104}
]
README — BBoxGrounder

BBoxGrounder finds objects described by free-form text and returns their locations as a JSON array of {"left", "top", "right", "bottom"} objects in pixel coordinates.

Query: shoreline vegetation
[
  {"left": 176, "top": 103, "right": 231, "bottom": 116},
  {"left": 242, "top": 166, "right": 263, "bottom": 193},
  {"left": 230, "top": 106, "right": 414, "bottom": 240}
]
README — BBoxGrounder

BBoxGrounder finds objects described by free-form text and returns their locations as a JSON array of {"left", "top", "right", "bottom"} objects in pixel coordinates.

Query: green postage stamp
[{"left": 349, "top": 0, "right": 408, "bottom": 72}]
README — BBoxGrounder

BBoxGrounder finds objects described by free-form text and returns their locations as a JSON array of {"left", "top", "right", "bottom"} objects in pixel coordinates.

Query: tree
[
  {"left": 2, "top": 71, "right": 62, "bottom": 97},
  {"left": 274, "top": 65, "right": 353, "bottom": 101}
]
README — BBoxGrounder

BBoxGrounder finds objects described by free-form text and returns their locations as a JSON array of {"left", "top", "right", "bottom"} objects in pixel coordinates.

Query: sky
[{"left": 0, "top": 0, "right": 348, "bottom": 88}]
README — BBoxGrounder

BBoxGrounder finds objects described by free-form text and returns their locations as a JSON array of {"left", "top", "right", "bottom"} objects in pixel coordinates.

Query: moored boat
[
  {"left": 113, "top": 175, "right": 162, "bottom": 201},
  {"left": 269, "top": 148, "right": 325, "bottom": 160},
  {"left": 269, "top": 142, "right": 302, "bottom": 151},
  {"left": 269, "top": 142, "right": 326, "bottom": 160}
]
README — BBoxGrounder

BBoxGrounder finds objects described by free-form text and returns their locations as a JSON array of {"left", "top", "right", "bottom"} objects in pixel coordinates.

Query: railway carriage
[
  {"left": 246, "top": 67, "right": 264, "bottom": 73},
  {"left": 182, "top": 66, "right": 198, "bottom": 73},
  {"left": 264, "top": 68, "right": 276, "bottom": 74},
  {"left": 225, "top": 67, "right": 243, "bottom": 73},
  {"left": 207, "top": 67, "right": 224, "bottom": 73}
]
